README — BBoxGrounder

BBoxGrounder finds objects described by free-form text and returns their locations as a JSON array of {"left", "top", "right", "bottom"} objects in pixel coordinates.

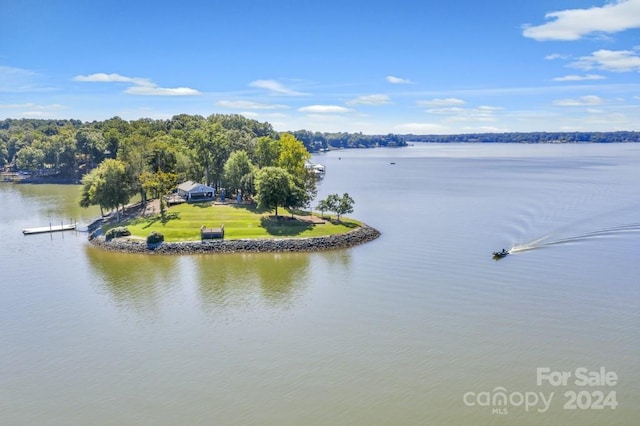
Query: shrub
[
  {"left": 105, "top": 226, "right": 131, "bottom": 241},
  {"left": 146, "top": 231, "right": 164, "bottom": 245}
]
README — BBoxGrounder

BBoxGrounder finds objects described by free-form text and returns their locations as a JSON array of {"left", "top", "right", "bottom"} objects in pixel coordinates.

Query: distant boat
[
  {"left": 390, "top": 162, "right": 396, "bottom": 165},
  {"left": 492, "top": 249, "right": 509, "bottom": 259}
]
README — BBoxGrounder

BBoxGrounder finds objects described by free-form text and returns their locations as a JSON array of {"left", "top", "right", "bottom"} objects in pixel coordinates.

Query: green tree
[
  {"left": 223, "top": 150, "right": 254, "bottom": 195},
  {"left": 15, "top": 145, "right": 45, "bottom": 172},
  {"left": 319, "top": 193, "right": 354, "bottom": 220},
  {"left": 75, "top": 127, "right": 106, "bottom": 166},
  {"left": 325, "top": 194, "right": 341, "bottom": 216},
  {"left": 48, "top": 129, "right": 77, "bottom": 174},
  {"left": 284, "top": 175, "right": 309, "bottom": 217},
  {"left": 139, "top": 170, "right": 178, "bottom": 219},
  {"left": 147, "top": 135, "right": 178, "bottom": 173},
  {"left": 278, "top": 133, "right": 310, "bottom": 179},
  {"left": 255, "top": 166, "right": 293, "bottom": 219},
  {"left": 79, "top": 159, "right": 131, "bottom": 222},
  {"left": 117, "top": 133, "right": 152, "bottom": 206},
  {"left": 334, "top": 193, "right": 354, "bottom": 220},
  {"left": 189, "top": 122, "right": 228, "bottom": 187},
  {"left": 0, "top": 130, "right": 8, "bottom": 167},
  {"left": 315, "top": 199, "right": 330, "bottom": 219},
  {"left": 255, "top": 136, "right": 280, "bottom": 168},
  {"left": 286, "top": 174, "right": 316, "bottom": 215},
  {"left": 79, "top": 169, "right": 104, "bottom": 216}
]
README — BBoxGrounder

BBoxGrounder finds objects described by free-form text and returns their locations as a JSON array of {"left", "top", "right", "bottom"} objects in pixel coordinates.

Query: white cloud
[
  {"left": 462, "top": 126, "right": 509, "bottom": 133},
  {"left": 248, "top": 80, "right": 306, "bottom": 96},
  {"left": 216, "top": 100, "right": 289, "bottom": 110},
  {"left": 570, "top": 49, "right": 640, "bottom": 72},
  {"left": 523, "top": 0, "right": 640, "bottom": 41},
  {"left": 0, "top": 102, "right": 35, "bottom": 109},
  {"left": 553, "top": 95, "right": 604, "bottom": 106},
  {"left": 417, "top": 98, "right": 466, "bottom": 107},
  {"left": 424, "top": 105, "right": 503, "bottom": 122},
  {"left": 346, "top": 94, "right": 391, "bottom": 106},
  {"left": 240, "top": 112, "right": 289, "bottom": 119},
  {"left": 0, "top": 102, "right": 64, "bottom": 110},
  {"left": 73, "top": 73, "right": 143, "bottom": 84},
  {"left": 386, "top": 75, "right": 412, "bottom": 84},
  {"left": 298, "top": 105, "right": 352, "bottom": 113},
  {"left": 545, "top": 53, "right": 569, "bottom": 60},
  {"left": 0, "top": 102, "right": 65, "bottom": 118},
  {"left": 125, "top": 86, "right": 200, "bottom": 96},
  {"left": 73, "top": 72, "right": 201, "bottom": 96},
  {"left": 553, "top": 74, "right": 607, "bottom": 82},
  {"left": 394, "top": 122, "right": 447, "bottom": 133},
  {"left": 0, "top": 65, "right": 53, "bottom": 93}
]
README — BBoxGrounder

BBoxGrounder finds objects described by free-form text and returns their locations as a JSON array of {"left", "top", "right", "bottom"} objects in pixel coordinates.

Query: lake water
[{"left": 1, "top": 143, "right": 638, "bottom": 425}]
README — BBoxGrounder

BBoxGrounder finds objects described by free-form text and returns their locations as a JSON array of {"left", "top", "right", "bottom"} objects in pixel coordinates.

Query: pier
[
  {"left": 22, "top": 216, "right": 104, "bottom": 235},
  {"left": 22, "top": 222, "right": 76, "bottom": 235}
]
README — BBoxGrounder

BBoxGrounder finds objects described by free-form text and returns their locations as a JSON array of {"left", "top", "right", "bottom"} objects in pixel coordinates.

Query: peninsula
[{"left": 89, "top": 200, "right": 380, "bottom": 255}]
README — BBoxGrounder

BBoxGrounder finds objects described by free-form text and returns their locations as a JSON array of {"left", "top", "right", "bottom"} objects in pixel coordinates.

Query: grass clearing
[{"left": 109, "top": 202, "right": 360, "bottom": 242}]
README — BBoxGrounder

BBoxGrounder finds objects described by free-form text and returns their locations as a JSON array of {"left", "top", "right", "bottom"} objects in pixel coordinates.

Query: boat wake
[{"left": 509, "top": 223, "right": 640, "bottom": 254}]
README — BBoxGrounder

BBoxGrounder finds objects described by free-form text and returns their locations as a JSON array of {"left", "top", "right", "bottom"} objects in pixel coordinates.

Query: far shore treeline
[
  {"left": 406, "top": 131, "right": 640, "bottom": 143},
  {"left": 2, "top": 116, "right": 639, "bottom": 177}
]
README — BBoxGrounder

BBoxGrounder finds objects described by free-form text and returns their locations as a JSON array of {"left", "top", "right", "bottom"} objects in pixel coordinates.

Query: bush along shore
[{"left": 89, "top": 224, "right": 381, "bottom": 255}]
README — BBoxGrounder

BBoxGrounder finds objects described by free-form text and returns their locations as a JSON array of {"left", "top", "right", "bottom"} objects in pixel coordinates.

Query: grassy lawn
[{"left": 112, "top": 202, "right": 360, "bottom": 242}]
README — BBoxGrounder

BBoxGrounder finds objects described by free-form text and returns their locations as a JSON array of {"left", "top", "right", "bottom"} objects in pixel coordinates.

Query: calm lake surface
[{"left": 1, "top": 143, "right": 638, "bottom": 425}]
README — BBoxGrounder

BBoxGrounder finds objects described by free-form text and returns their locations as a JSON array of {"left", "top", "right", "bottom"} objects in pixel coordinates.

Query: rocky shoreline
[{"left": 89, "top": 224, "right": 381, "bottom": 255}]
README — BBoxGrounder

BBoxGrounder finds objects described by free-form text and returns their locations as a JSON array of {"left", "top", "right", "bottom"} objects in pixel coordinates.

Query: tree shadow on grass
[
  {"left": 141, "top": 211, "right": 180, "bottom": 229},
  {"left": 328, "top": 219, "right": 359, "bottom": 229},
  {"left": 260, "top": 216, "right": 314, "bottom": 236},
  {"left": 232, "top": 202, "right": 270, "bottom": 214},
  {"left": 191, "top": 201, "right": 213, "bottom": 208}
]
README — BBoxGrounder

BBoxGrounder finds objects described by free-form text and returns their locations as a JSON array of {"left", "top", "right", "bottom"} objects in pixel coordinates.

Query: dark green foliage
[
  {"left": 105, "top": 226, "right": 131, "bottom": 241},
  {"left": 255, "top": 167, "right": 293, "bottom": 218},
  {"left": 146, "top": 231, "right": 164, "bottom": 244}
]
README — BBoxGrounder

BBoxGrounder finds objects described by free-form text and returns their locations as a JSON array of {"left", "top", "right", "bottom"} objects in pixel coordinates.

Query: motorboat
[{"left": 492, "top": 249, "right": 509, "bottom": 259}]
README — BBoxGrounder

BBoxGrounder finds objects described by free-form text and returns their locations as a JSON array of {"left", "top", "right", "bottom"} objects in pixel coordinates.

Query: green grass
[{"left": 109, "top": 202, "right": 360, "bottom": 242}]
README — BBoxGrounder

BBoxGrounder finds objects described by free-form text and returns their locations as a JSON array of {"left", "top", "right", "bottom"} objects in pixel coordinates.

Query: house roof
[{"left": 177, "top": 181, "right": 215, "bottom": 193}]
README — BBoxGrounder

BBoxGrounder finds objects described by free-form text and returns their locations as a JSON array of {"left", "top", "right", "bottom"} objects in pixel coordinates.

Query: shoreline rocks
[{"left": 89, "top": 224, "right": 381, "bottom": 255}]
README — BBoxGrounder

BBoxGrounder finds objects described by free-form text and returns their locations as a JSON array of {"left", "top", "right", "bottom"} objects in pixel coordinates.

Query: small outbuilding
[
  {"left": 177, "top": 181, "right": 215, "bottom": 202},
  {"left": 201, "top": 224, "right": 224, "bottom": 240}
]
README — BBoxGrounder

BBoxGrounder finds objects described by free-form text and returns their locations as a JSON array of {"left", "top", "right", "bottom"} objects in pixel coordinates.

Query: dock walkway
[{"left": 23, "top": 223, "right": 76, "bottom": 235}]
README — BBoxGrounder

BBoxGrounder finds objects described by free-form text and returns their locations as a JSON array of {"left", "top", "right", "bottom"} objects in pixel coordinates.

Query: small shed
[
  {"left": 201, "top": 224, "right": 224, "bottom": 240},
  {"left": 177, "top": 181, "right": 215, "bottom": 202}
]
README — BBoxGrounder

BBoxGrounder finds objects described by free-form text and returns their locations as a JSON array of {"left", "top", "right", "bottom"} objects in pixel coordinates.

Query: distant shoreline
[{"left": 89, "top": 224, "right": 381, "bottom": 255}]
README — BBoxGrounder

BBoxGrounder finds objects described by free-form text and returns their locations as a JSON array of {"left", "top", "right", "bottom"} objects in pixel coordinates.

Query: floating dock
[{"left": 23, "top": 223, "right": 76, "bottom": 235}]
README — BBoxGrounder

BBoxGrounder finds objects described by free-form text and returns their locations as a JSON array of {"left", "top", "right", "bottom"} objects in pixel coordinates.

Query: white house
[{"left": 176, "top": 181, "right": 215, "bottom": 201}]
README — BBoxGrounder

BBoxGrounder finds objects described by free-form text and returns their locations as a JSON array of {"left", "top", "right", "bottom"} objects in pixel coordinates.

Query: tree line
[
  {"left": 71, "top": 117, "right": 318, "bottom": 221},
  {"left": 404, "top": 131, "right": 640, "bottom": 143},
  {"left": 0, "top": 116, "right": 406, "bottom": 175}
]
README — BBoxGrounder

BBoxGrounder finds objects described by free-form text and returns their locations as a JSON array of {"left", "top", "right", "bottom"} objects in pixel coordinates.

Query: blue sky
[{"left": 2, "top": 0, "right": 640, "bottom": 134}]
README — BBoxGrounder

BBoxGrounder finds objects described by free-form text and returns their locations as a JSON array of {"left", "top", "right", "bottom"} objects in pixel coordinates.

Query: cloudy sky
[{"left": 2, "top": 0, "right": 640, "bottom": 134}]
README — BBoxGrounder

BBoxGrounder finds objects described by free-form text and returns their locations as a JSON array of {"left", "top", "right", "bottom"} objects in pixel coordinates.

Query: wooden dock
[{"left": 23, "top": 222, "right": 76, "bottom": 235}]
